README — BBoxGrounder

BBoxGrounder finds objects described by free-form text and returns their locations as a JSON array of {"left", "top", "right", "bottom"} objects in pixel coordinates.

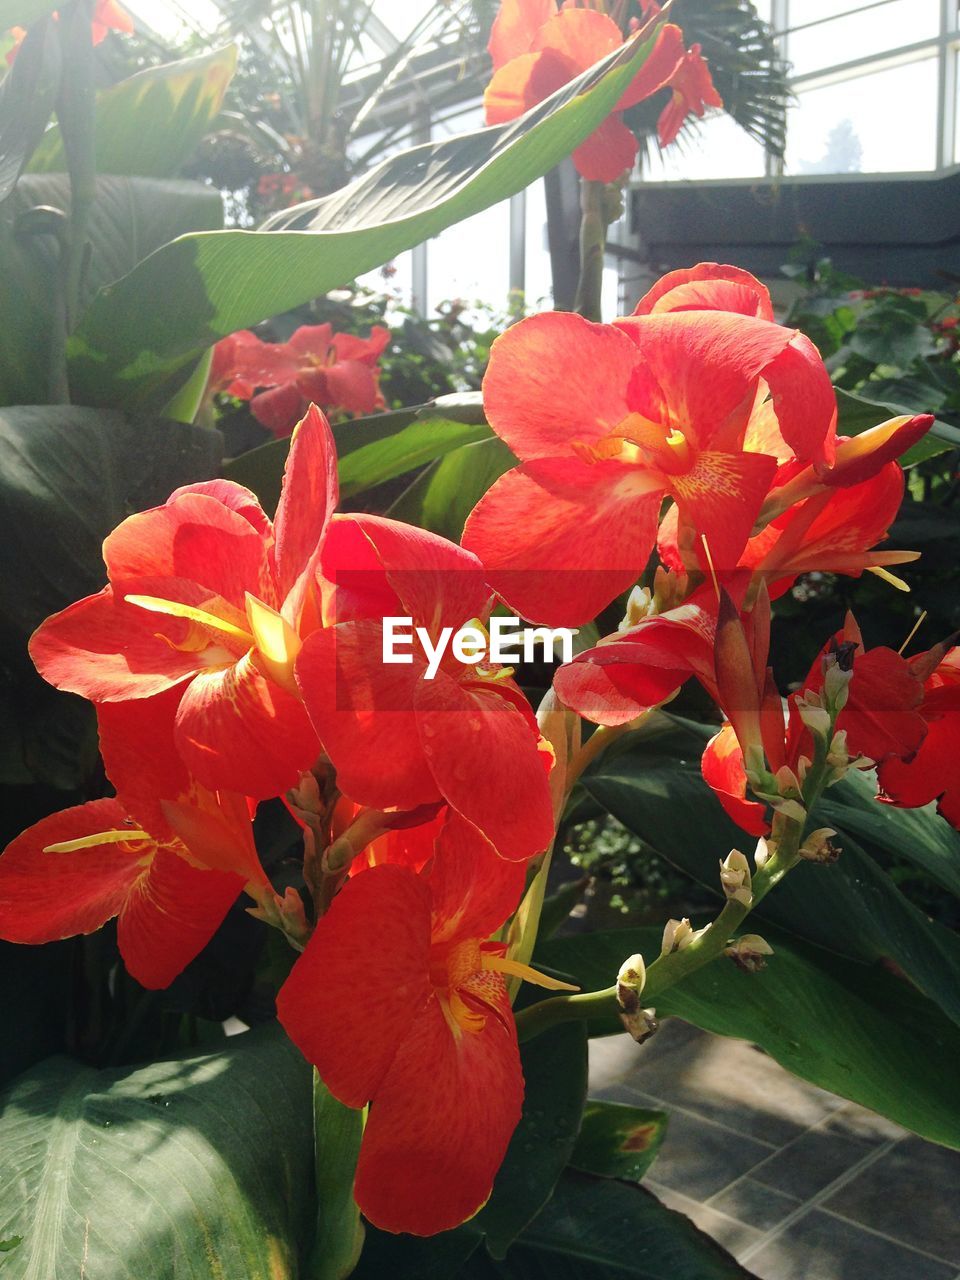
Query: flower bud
[
  {"left": 719, "top": 850, "right": 752, "bottom": 905},
  {"left": 724, "top": 934, "right": 773, "bottom": 973},
  {"left": 616, "top": 953, "right": 647, "bottom": 1014},
  {"left": 797, "top": 697, "right": 832, "bottom": 739},
  {"left": 754, "top": 836, "right": 773, "bottom": 870},
  {"left": 822, "top": 658, "right": 852, "bottom": 714},
  {"left": 620, "top": 1005, "right": 659, "bottom": 1044},
  {"left": 774, "top": 765, "right": 802, "bottom": 800},
  {"left": 661, "top": 917, "right": 695, "bottom": 955},
  {"left": 619, "top": 585, "right": 654, "bottom": 630},
  {"left": 800, "top": 827, "right": 840, "bottom": 863}
]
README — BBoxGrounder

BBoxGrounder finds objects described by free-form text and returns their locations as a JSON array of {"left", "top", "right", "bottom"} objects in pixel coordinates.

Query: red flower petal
[
  {"left": 702, "top": 724, "right": 770, "bottom": 837},
  {"left": 879, "top": 713, "right": 960, "bottom": 829},
  {"left": 484, "top": 48, "right": 572, "bottom": 123},
  {"left": 762, "top": 333, "right": 837, "bottom": 468},
  {"left": 97, "top": 687, "right": 190, "bottom": 841},
  {"left": 117, "top": 848, "right": 242, "bottom": 989},
  {"left": 669, "top": 449, "right": 779, "bottom": 574},
  {"left": 534, "top": 8, "right": 621, "bottom": 68},
  {"left": 617, "top": 22, "right": 686, "bottom": 109},
  {"left": 29, "top": 586, "right": 210, "bottom": 702},
  {"left": 462, "top": 457, "right": 661, "bottom": 627},
  {"left": 0, "top": 799, "right": 144, "bottom": 943},
  {"left": 354, "top": 985, "right": 523, "bottom": 1235},
  {"left": 273, "top": 404, "right": 339, "bottom": 625},
  {"left": 276, "top": 864, "right": 433, "bottom": 1107},
  {"left": 414, "top": 673, "right": 555, "bottom": 860},
  {"left": 322, "top": 359, "right": 383, "bottom": 415},
  {"left": 488, "top": 0, "right": 556, "bottom": 68},
  {"left": 251, "top": 384, "right": 308, "bottom": 437},
  {"left": 175, "top": 650, "right": 320, "bottom": 799},
  {"left": 482, "top": 311, "right": 637, "bottom": 460},
  {"left": 572, "top": 113, "right": 638, "bottom": 182},
  {"left": 632, "top": 262, "right": 774, "bottom": 321},
  {"left": 104, "top": 492, "right": 275, "bottom": 611},
  {"left": 429, "top": 812, "right": 529, "bottom": 943},
  {"left": 296, "top": 619, "right": 440, "bottom": 810},
  {"left": 168, "top": 479, "right": 273, "bottom": 540}
]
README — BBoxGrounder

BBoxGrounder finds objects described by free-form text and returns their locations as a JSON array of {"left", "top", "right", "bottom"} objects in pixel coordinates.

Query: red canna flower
[
  {"left": 295, "top": 514, "right": 556, "bottom": 860},
  {"left": 210, "top": 324, "right": 390, "bottom": 437},
  {"left": 878, "top": 647, "right": 960, "bottom": 828},
  {"left": 29, "top": 405, "right": 338, "bottom": 800},
  {"left": 484, "top": 1, "right": 722, "bottom": 182},
  {"left": 0, "top": 690, "right": 268, "bottom": 989},
  {"left": 276, "top": 812, "right": 571, "bottom": 1236},
  {"left": 462, "top": 265, "right": 836, "bottom": 626},
  {"left": 6, "top": 1, "right": 132, "bottom": 63}
]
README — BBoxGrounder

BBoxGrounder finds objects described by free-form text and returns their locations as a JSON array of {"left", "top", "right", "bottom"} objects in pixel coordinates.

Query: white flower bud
[
  {"left": 661, "top": 917, "right": 694, "bottom": 955},
  {"left": 619, "top": 585, "right": 654, "bottom": 631},
  {"left": 719, "top": 850, "right": 752, "bottom": 905},
  {"left": 800, "top": 827, "right": 840, "bottom": 863},
  {"left": 724, "top": 934, "right": 773, "bottom": 973}
]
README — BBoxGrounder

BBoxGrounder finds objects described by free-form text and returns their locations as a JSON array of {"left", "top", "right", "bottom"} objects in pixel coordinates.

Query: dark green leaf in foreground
[
  {"left": 0, "top": 19, "right": 59, "bottom": 205},
  {"left": 310, "top": 1071, "right": 365, "bottom": 1280},
  {"left": 474, "top": 1022, "right": 588, "bottom": 1259},
  {"left": 537, "top": 927, "right": 960, "bottom": 1151},
  {"left": 466, "top": 1172, "right": 754, "bottom": 1279},
  {"left": 0, "top": 1026, "right": 314, "bottom": 1279},
  {"left": 0, "top": 405, "right": 221, "bottom": 636},
  {"left": 570, "top": 1101, "right": 668, "bottom": 1184},
  {"left": 28, "top": 45, "right": 237, "bottom": 178},
  {"left": 65, "top": 25, "right": 668, "bottom": 411}
]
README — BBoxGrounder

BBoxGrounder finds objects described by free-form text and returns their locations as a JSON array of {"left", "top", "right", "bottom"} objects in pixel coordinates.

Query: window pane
[
  {"left": 786, "top": 0, "right": 940, "bottom": 77},
  {"left": 640, "top": 113, "right": 768, "bottom": 182},
  {"left": 785, "top": 56, "right": 939, "bottom": 173}
]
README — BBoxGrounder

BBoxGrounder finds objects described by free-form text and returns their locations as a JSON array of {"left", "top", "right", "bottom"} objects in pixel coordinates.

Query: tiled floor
[{"left": 590, "top": 1021, "right": 960, "bottom": 1280}]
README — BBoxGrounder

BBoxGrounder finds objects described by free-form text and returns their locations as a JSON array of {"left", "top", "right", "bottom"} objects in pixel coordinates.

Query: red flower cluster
[
  {"left": 210, "top": 323, "right": 390, "bottom": 437},
  {"left": 2, "top": 261, "right": 953, "bottom": 1239},
  {"left": 484, "top": 0, "right": 722, "bottom": 181}
]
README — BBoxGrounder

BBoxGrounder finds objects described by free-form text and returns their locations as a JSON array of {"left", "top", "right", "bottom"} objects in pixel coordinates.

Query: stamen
[
  {"left": 700, "top": 534, "right": 721, "bottom": 603},
  {"left": 866, "top": 565, "right": 911, "bottom": 592},
  {"left": 125, "top": 595, "right": 253, "bottom": 646},
  {"left": 481, "top": 954, "right": 579, "bottom": 991},
  {"left": 44, "top": 828, "right": 153, "bottom": 854},
  {"left": 898, "top": 609, "right": 928, "bottom": 656}
]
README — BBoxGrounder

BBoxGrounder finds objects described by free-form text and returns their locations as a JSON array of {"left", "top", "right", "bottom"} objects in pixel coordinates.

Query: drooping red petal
[
  {"left": 702, "top": 725, "right": 770, "bottom": 837},
  {"left": 104, "top": 492, "right": 275, "bottom": 611},
  {"left": 462, "top": 457, "right": 662, "bottom": 627},
  {"left": 572, "top": 114, "right": 638, "bottom": 182},
  {"left": 668, "top": 449, "right": 779, "bottom": 574},
  {"left": 533, "top": 8, "right": 621, "bottom": 68},
  {"left": 273, "top": 403, "right": 339, "bottom": 626},
  {"left": 414, "top": 674, "right": 555, "bottom": 860},
  {"left": 276, "top": 863, "right": 433, "bottom": 1107},
  {"left": 296, "top": 619, "right": 440, "bottom": 810},
  {"left": 354, "top": 984, "right": 523, "bottom": 1235},
  {"left": 318, "top": 515, "right": 404, "bottom": 626},
  {"left": 488, "top": 0, "right": 556, "bottom": 68},
  {"left": 331, "top": 327, "right": 390, "bottom": 366},
  {"left": 175, "top": 650, "right": 321, "bottom": 799},
  {"left": 632, "top": 262, "right": 774, "bottom": 321},
  {"left": 429, "top": 812, "right": 528, "bottom": 943},
  {"left": 616, "top": 21, "right": 687, "bottom": 110},
  {"left": 96, "top": 686, "right": 190, "bottom": 841},
  {"left": 838, "top": 647, "right": 927, "bottom": 764},
  {"left": 0, "top": 799, "right": 147, "bottom": 943},
  {"left": 482, "top": 311, "right": 637, "bottom": 460},
  {"left": 29, "top": 586, "right": 212, "bottom": 702},
  {"left": 879, "top": 712, "right": 960, "bottom": 829},
  {"left": 117, "top": 848, "right": 242, "bottom": 989},
  {"left": 761, "top": 333, "right": 837, "bottom": 468},
  {"left": 820, "top": 415, "right": 934, "bottom": 487},
  {"left": 656, "top": 44, "right": 723, "bottom": 147},
  {"left": 168, "top": 479, "right": 273, "bottom": 540},
  {"left": 322, "top": 359, "right": 383, "bottom": 415}
]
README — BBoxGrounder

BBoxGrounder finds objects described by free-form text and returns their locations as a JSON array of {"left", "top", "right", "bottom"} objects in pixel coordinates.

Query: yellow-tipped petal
[
  {"left": 125, "top": 594, "right": 253, "bottom": 646},
  {"left": 244, "top": 592, "right": 302, "bottom": 666}
]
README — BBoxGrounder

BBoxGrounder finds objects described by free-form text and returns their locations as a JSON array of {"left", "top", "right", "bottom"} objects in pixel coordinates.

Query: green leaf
[
  {"left": 820, "top": 768, "right": 960, "bottom": 899},
  {"left": 310, "top": 1071, "right": 365, "bottom": 1280},
  {"left": 474, "top": 1023, "right": 588, "bottom": 1259},
  {"left": 570, "top": 1101, "right": 668, "bottom": 1184},
  {"left": 0, "top": 1025, "right": 314, "bottom": 1279},
  {"left": 65, "top": 26, "right": 670, "bottom": 411},
  {"left": 470, "top": 1172, "right": 753, "bottom": 1279},
  {"left": 835, "top": 387, "right": 960, "bottom": 464},
  {"left": 0, "top": 405, "right": 221, "bottom": 636},
  {"left": 353, "top": 1227, "right": 480, "bottom": 1280},
  {"left": 0, "top": 1236, "right": 22, "bottom": 1252},
  {"left": 29, "top": 46, "right": 238, "bottom": 178},
  {"left": 0, "top": 174, "right": 222, "bottom": 405},
  {"left": 537, "top": 928, "right": 960, "bottom": 1151},
  {"left": 578, "top": 714, "right": 960, "bottom": 1030},
  {"left": 388, "top": 437, "right": 517, "bottom": 539},
  {"left": 0, "top": 19, "right": 59, "bottom": 204},
  {"left": 223, "top": 395, "right": 490, "bottom": 512}
]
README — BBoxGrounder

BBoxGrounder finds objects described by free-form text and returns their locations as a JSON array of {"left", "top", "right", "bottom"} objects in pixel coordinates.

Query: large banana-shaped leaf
[
  {"left": 65, "top": 25, "right": 664, "bottom": 412},
  {"left": 28, "top": 45, "right": 238, "bottom": 178},
  {"left": 0, "top": 1026, "right": 313, "bottom": 1279}
]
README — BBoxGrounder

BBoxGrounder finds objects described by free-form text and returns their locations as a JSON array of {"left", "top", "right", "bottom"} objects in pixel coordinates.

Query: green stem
[{"left": 574, "top": 178, "right": 608, "bottom": 322}]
